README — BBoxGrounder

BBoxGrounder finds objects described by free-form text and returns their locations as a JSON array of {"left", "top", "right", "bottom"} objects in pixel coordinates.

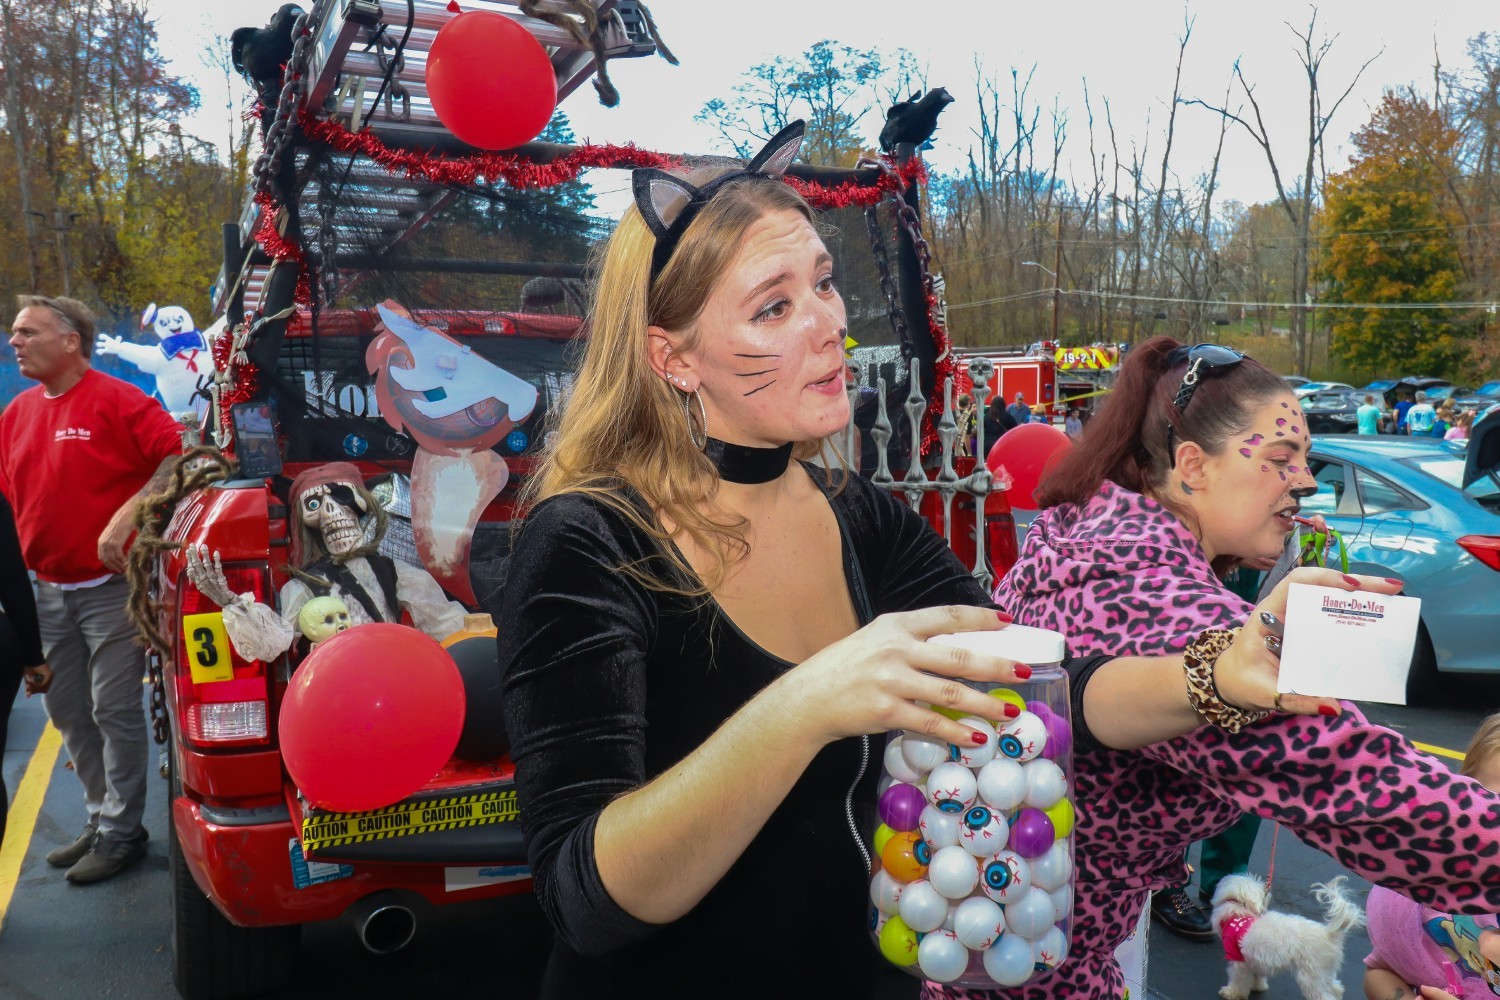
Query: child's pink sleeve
[{"left": 1140, "top": 708, "right": 1500, "bottom": 913}]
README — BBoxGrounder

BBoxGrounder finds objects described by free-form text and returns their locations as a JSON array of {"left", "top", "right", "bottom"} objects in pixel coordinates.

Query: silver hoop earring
[{"left": 679, "top": 387, "right": 707, "bottom": 450}]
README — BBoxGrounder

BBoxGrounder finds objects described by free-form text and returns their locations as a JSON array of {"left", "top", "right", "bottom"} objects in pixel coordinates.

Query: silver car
[{"left": 1302, "top": 414, "right": 1500, "bottom": 694}]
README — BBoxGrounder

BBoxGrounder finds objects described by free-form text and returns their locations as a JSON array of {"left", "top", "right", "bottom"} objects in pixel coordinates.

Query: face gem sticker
[{"left": 1261, "top": 465, "right": 1270, "bottom": 472}]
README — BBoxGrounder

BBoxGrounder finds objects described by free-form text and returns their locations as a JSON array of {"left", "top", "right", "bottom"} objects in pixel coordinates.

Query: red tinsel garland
[
  {"left": 923, "top": 286, "right": 959, "bottom": 456},
  {"left": 210, "top": 323, "right": 260, "bottom": 444}
]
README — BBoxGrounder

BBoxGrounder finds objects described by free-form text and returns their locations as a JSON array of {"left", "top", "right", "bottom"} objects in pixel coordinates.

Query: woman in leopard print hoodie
[{"left": 928, "top": 337, "right": 1500, "bottom": 999}]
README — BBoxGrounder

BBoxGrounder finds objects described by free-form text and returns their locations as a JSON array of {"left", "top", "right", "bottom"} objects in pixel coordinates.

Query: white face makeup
[
  {"left": 1195, "top": 393, "right": 1317, "bottom": 565},
  {"left": 673, "top": 209, "right": 850, "bottom": 449}
]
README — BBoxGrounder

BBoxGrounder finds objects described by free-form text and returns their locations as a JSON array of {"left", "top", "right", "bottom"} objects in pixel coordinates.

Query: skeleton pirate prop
[{"left": 186, "top": 462, "right": 465, "bottom": 661}]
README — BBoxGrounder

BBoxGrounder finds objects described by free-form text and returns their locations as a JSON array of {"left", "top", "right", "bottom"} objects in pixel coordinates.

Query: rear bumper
[{"left": 174, "top": 797, "right": 533, "bottom": 928}]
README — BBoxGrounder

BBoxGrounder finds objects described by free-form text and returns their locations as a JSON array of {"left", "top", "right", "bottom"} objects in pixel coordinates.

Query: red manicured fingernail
[
  {"left": 1002, "top": 702, "right": 1021, "bottom": 718},
  {"left": 1342, "top": 574, "right": 1360, "bottom": 586},
  {"left": 971, "top": 730, "right": 988, "bottom": 745},
  {"left": 1385, "top": 578, "right": 1402, "bottom": 585},
  {"left": 996, "top": 610, "right": 1013, "bottom": 624},
  {"left": 1013, "top": 663, "right": 1033, "bottom": 680},
  {"left": 1319, "top": 705, "right": 1339, "bottom": 717}
]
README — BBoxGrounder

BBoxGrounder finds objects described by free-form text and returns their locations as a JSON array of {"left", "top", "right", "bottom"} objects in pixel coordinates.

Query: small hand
[
  {"left": 97, "top": 518, "right": 132, "bottom": 573},
  {"left": 1416, "top": 988, "right": 1460, "bottom": 1000},
  {"left": 184, "top": 543, "right": 237, "bottom": 608},
  {"left": 94, "top": 333, "right": 122, "bottom": 356},
  {"left": 22, "top": 663, "right": 52, "bottom": 695},
  {"left": 1216, "top": 567, "right": 1405, "bottom": 716}
]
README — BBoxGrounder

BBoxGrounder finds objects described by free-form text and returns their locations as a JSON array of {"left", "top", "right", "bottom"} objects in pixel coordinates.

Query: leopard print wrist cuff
[{"left": 1183, "top": 627, "right": 1269, "bottom": 734}]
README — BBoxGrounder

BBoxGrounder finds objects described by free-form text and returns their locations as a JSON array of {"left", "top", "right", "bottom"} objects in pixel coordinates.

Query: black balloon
[{"left": 447, "top": 636, "right": 509, "bottom": 762}]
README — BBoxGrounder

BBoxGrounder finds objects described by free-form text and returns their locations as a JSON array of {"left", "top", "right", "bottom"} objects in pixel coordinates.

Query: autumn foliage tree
[{"left": 1321, "top": 94, "right": 1471, "bottom": 380}]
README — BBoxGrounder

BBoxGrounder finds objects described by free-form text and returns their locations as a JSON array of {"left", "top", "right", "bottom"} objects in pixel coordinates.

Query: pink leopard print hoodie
[{"left": 925, "top": 480, "right": 1500, "bottom": 999}]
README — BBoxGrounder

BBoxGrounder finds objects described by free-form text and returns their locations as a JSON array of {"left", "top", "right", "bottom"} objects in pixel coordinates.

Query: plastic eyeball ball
[
  {"left": 873, "top": 823, "right": 897, "bottom": 859},
  {"left": 870, "top": 903, "right": 889, "bottom": 937},
  {"left": 926, "top": 761, "right": 979, "bottom": 814},
  {"left": 1023, "top": 758, "right": 1068, "bottom": 810},
  {"left": 948, "top": 716, "right": 997, "bottom": 768},
  {"left": 976, "top": 757, "right": 1028, "bottom": 812},
  {"left": 897, "top": 878, "right": 949, "bottom": 934},
  {"left": 1050, "top": 884, "right": 1074, "bottom": 924},
  {"left": 881, "top": 830, "right": 932, "bottom": 884},
  {"left": 884, "top": 737, "right": 925, "bottom": 785},
  {"left": 958, "top": 804, "right": 1010, "bottom": 858},
  {"left": 917, "top": 929, "right": 970, "bottom": 984},
  {"left": 1032, "top": 924, "right": 1068, "bottom": 969},
  {"left": 989, "top": 687, "right": 1027, "bottom": 714},
  {"left": 952, "top": 895, "right": 1006, "bottom": 951},
  {"left": 1005, "top": 886, "right": 1059, "bottom": 939},
  {"left": 1045, "top": 797, "right": 1076, "bottom": 839},
  {"left": 870, "top": 868, "right": 905, "bottom": 914},
  {"left": 879, "top": 781, "right": 929, "bottom": 832},
  {"left": 983, "top": 931, "right": 1036, "bottom": 987},
  {"left": 902, "top": 733, "right": 948, "bottom": 774},
  {"left": 979, "top": 848, "right": 1032, "bottom": 904},
  {"left": 926, "top": 844, "right": 980, "bottom": 900},
  {"left": 878, "top": 914, "right": 921, "bottom": 967},
  {"left": 920, "top": 804, "right": 962, "bottom": 850},
  {"left": 1010, "top": 807, "right": 1057, "bottom": 859},
  {"left": 998, "top": 711, "right": 1048, "bottom": 762},
  {"left": 1028, "top": 838, "right": 1073, "bottom": 892}
]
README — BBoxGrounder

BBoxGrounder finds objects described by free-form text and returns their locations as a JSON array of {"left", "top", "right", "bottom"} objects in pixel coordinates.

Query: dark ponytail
[{"left": 1035, "top": 336, "right": 1290, "bottom": 509}]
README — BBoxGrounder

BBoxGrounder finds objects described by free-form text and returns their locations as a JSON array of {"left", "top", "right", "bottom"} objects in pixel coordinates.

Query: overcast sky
[{"left": 155, "top": 0, "right": 1497, "bottom": 212}]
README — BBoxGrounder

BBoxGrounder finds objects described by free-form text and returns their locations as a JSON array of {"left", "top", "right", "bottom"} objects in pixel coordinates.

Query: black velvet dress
[{"left": 497, "top": 466, "right": 1002, "bottom": 999}]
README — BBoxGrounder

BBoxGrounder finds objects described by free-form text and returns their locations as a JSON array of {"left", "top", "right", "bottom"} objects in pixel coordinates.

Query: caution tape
[{"left": 301, "top": 790, "right": 519, "bottom": 852}]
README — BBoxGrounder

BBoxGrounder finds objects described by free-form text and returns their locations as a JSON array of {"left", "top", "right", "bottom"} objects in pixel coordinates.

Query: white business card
[{"left": 1277, "top": 584, "right": 1422, "bottom": 706}]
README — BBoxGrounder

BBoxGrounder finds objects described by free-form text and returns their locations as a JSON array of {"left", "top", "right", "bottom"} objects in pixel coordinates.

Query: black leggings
[{"left": 0, "top": 613, "right": 25, "bottom": 848}]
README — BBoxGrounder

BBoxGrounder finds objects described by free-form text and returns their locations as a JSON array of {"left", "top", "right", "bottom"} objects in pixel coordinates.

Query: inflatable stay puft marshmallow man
[{"left": 94, "top": 303, "right": 210, "bottom": 415}]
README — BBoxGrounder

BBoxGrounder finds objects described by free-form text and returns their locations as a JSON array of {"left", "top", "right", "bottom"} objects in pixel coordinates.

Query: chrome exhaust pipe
[{"left": 347, "top": 891, "right": 417, "bottom": 955}]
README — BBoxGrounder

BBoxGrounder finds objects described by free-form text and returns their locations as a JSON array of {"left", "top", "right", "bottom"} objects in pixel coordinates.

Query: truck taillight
[
  {"left": 1458, "top": 535, "right": 1500, "bottom": 572},
  {"left": 175, "top": 565, "right": 274, "bottom": 747}
]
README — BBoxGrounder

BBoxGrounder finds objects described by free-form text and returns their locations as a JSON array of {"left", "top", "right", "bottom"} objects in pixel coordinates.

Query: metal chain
[
  {"left": 252, "top": 9, "right": 317, "bottom": 197},
  {"left": 864, "top": 200, "right": 910, "bottom": 351},
  {"left": 148, "top": 648, "right": 168, "bottom": 745}
]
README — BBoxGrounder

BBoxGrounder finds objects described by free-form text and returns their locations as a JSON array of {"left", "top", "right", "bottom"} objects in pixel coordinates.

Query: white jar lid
[{"left": 928, "top": 623, "right": 1066, "bottom": 665}]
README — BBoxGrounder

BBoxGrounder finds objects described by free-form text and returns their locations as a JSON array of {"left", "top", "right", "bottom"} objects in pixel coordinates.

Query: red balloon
[
  {"left": 279, "top": 623, "right": 466, "bottom": 812},
  {"left": 426, "top": 10, "right": 558, "bottom": 150},
  {"left": 986, "top": 422, "right": 1073, "bottom": 510}
]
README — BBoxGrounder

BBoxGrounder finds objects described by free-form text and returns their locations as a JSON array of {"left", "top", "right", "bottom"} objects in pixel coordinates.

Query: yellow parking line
[
  {"left": 0, "top": 722, "right": 63, "bottom": 936},
  {"left": 1413, "top": 740, "right": 1466, "bottom": 762}
]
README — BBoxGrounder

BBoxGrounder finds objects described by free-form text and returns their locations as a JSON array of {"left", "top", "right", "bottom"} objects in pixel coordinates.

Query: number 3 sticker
[{"left": 182, "top": 612, "right": 234, "bottom": 684}]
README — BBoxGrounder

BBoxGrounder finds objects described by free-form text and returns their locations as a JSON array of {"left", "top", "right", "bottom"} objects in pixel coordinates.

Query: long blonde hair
[
  {"left": 517, "top": 171, "right": 837, "bottom": 594},
  {"left": 1462, "top": 712, "right": 1500, "bottom": 780}
]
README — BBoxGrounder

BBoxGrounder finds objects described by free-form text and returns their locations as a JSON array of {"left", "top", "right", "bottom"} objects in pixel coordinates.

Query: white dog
[{"left": 1210, "top": 873, "right": 1364, "bottom": 1000}]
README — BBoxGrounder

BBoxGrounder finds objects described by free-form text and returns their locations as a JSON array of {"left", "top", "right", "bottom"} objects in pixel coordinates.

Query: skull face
[
  {"left": 298, "top": 596, "right": 352, "bottom": 644},
  {"left": 298, "top": 482, "right": 366, "bottom": 558}
]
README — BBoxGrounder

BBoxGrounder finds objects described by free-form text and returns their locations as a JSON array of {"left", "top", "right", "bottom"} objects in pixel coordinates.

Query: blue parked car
[{"left": 1302, "top": 414, "right": 1500, "bottom": 696}]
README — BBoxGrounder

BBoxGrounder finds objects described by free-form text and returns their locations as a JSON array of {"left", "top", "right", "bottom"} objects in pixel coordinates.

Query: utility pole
[{"left": 1051, "top": 214, "right": 1063, "bottom": 344}]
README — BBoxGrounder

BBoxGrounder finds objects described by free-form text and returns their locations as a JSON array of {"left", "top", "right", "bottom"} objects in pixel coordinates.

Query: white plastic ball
[
  {"left": 870, "top": 868, "right": 905, "bottom": 914},
  {"left": 1029, "top": 838, "right": 1073, "bottom": 892},
  {"left": 952, "top": 895, "right": 1006, "bottom": 951},
  {"left": 958, "top": 804, "right": 1010, "bottom": 858},
  {"left": 1050, "top": 884, "right": 1074, "bottom": 924},
  {"left": 976, "top": 757, "right": 1028, "bottom": 812},
  {"left": 897, "top": 879, "right": 949, "bottom": 933},
  {"left": 983, "top": 932, "right": 1036, "bottom": 987},
  {"left": 919, "top": 804, "right": 962, "bottom": 850},
  {"left": 978, "top": 849, "right": 1032, "bottom": 905},
  {"left": 997, "top": 710, "right": 1048, "bottom": 762},
  {"left": 926, "top": 844, "right": 980, "bottom": 900},
  {"left": 1032, "top": 925, "right": 1069, "bottom": 969},
  {"left": 884, "top": 737, "right": 925, "bottom": 784},
  {"left": 927, "top": 761, "right": 979, "bottom": 814},
  {"left": 902, "top": 733, "right": 948, "bottom": 774},
  {"left": 1005, "top": 886, "right": 1059, "bottom": 939},
  {"left": 1023, "top": 758, "right": 1068, "bottom": 809},
  {"left": 949, "top": 716, "right": 997, "bottom": 768},
  {"left": 917, "top": 929, "right": 970, "bottom": 984}
]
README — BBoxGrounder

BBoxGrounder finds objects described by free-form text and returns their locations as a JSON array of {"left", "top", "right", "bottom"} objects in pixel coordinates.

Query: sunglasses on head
[{"left": 1165, "top": 343, "right": 1247, "bottom": 468}]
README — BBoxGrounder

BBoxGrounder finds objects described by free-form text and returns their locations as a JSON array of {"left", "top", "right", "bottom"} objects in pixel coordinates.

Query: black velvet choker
[{"left": 704, "top": 437, "right": 793, "bottom": 484}]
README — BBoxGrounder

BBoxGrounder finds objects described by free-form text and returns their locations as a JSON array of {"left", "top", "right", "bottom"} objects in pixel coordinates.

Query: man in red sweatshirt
[{"left": 0, "top": 295, "right": 184, "bottom": 884}]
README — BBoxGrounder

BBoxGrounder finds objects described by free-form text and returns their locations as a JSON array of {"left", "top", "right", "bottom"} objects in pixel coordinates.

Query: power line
[{"left": 1057, "top": 288, "right": 1498, "bottom": 311}]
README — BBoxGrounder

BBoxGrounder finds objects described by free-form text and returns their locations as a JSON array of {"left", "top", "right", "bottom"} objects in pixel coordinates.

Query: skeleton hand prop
[{"left": 185, "top": 544, "right": 239, "bottom": 608}]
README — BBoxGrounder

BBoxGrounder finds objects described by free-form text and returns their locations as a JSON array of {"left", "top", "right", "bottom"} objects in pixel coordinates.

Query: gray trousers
[{"left": 36, "top": 576, "right": 149, "bottom": 841}]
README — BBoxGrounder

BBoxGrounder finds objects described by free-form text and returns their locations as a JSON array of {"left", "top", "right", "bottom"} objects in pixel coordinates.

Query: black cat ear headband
[{"left": 631, "top": 120, "right": 806, "bottom": 281}]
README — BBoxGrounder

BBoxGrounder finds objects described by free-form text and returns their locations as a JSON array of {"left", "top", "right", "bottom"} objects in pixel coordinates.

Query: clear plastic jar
[{"left": 868, "top": 624, "right": 1073, "bottom": 988}]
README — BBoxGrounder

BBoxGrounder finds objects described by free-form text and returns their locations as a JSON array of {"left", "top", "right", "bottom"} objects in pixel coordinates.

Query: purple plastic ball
[
  {"left": 879, "top": 781, "right": 929, "bottom": 832},
  {"left": 1009, "top": 807, "right": 1056, "bottom": 858},
  {"left": 1041, "top": 710, "right": 1072, "bottom": 761}
]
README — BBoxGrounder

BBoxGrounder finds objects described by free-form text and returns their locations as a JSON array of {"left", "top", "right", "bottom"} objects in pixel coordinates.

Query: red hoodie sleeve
[{"left": 1141, "top": 710, "right": 1500, "bottom": 913}]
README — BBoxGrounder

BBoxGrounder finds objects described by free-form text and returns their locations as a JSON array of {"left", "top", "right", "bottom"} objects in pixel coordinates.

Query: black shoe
[
  {"left": 45, "top": 825, "right": 97, "bottom": 868},
  {"left": 65, "top": 829, "right": 149, "bottom": 885},
  {"left": 1150, "top": 887, "right": 1215, "bottom": 942}
]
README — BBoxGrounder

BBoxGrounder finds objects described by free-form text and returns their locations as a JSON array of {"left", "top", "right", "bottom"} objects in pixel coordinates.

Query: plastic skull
[
  {"left": 298, "top": 482, "right": 366, "bottom": 558},
  {"left": 298, "top": 596, "right": 352, "bottom": 644}
]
